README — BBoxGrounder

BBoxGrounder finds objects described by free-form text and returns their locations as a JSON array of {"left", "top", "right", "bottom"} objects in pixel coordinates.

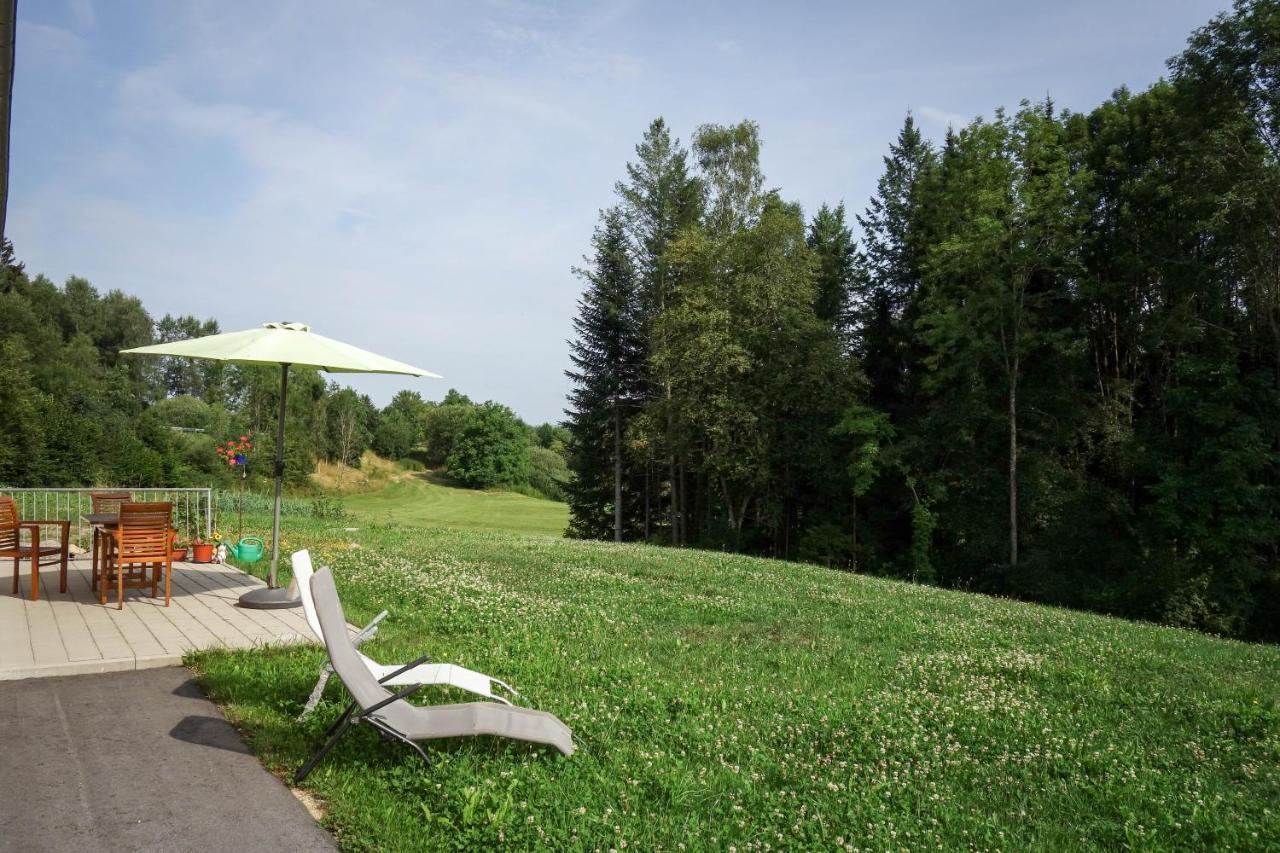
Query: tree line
[
  {"left": 0, "top": 252, "right": 570, "bottom": 500},
  {"left": 565, "top": 0, "right": 1280, "bottom": 640}
]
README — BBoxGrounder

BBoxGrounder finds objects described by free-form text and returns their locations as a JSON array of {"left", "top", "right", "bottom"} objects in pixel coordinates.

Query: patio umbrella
[{"left": 122, "top": 322, "right": 440, "bottom": 609}]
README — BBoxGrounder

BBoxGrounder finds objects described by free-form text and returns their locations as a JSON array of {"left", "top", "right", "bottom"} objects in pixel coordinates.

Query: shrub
[
  {"left": 309, "top": 494, "right": 350, "bottom": 520},
  {"left": 526, "top": 445, "right": 571, "bottom": 502},
  {"left": 372, "top": 411, "right": 416, "bottom": 460},
  {"left": 149, "top": 395, "right": 214, "bottom": 431},
  {"left": 421, "top": 402, "right": 471, "bottom": 467},
  {"left": 446, "top": 402, "right": 529, "bottom": 489}
]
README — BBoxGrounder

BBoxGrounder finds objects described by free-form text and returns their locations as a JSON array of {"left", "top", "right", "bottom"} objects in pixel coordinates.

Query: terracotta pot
[
  {"left": 170, "top": 548, "right": 189, "bottom": 562},
  {"left": 191, "top": 543, "right": 215, "bottom": 563}
]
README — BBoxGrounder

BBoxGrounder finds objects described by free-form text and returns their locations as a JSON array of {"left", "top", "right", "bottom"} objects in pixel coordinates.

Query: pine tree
[
  {"left": 565, "top": 207, "right": 644, "bottom": 541},
  {"left": 807, "top": 203, "right": 857, "bottom": 336},
  {"left": 616, "top": 118, "right": 702, "bottom": 330},
  {"left": 854, "top": 113, "right": 936, "bottom": 409},
  {"left": 615, "top": 118, "right": 703, "bottom": 542}
]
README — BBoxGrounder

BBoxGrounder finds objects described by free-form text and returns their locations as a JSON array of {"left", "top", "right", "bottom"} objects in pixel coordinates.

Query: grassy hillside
[
  {"left": 196, "top": 517, "right": 1279, "bottom": 851},
  {"left": 341, "top": 474, "right": 569, "bottom": 538}
]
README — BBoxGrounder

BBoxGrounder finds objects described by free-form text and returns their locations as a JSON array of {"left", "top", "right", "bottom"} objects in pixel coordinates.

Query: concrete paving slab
[{"left": 1, "top": 559, "right": 328, "bottom": 681}]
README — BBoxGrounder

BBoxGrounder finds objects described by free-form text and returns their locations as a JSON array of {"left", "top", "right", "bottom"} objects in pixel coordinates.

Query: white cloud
[{"left": 916, "top": 105, "right": 971, "bottom": 130}]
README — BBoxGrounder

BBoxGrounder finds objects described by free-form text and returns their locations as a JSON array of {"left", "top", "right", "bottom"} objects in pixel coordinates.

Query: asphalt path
[{"left": 0, "top": 666, "right": 335, "bottom": 852}]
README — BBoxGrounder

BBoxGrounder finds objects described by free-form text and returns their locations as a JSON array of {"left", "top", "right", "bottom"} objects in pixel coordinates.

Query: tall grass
[{"left": 214, "top": 489, "right": 349, "bottom": 521}]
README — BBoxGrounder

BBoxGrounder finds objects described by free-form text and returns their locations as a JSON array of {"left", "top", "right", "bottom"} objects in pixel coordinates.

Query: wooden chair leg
[
  {"left": 91, "top": 529, "right": 99, "bottom": 592},
  {"left": 117, "top": 559, "right": 124, "bottom": 610},
  {"left": 29, "top": 551, "right": 38, "bottom": 602},
  {"left": 59, "top": 547, "right": 68, "bottom": 594},
  {"left": 164, "top": 557, "right": 172, "bottom": 606}
]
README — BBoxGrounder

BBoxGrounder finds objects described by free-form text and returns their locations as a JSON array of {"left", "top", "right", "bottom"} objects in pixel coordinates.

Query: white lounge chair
[
  {"left": 294, "top": 566, "right": 573, "bottom": 783},
  {"left": 291, "top": 550, "right": 519, "bottom": 719}
]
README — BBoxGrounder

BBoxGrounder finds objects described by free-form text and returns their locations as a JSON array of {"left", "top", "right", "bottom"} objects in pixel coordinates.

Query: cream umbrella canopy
[{"left": 123, "top": 322, "right": 440, "bottom": 609}]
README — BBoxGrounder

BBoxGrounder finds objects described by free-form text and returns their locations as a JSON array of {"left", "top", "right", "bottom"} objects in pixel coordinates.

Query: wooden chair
[
  {"left": 89, "top": 491, "right": 132, "bottom": 592},
  {"left": 1, "top": 495, "right": 70, "bottom": 602},
  {"left": 102, "top": 502, "right": 174, "bottom": 609}
]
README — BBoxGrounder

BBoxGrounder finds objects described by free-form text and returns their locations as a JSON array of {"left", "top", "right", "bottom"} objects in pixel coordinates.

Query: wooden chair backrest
[
  {"left": 117, "top": 502, "right": 173, "bottom": 561},
  {"left": 0, "top": 496, "right": 17, "bottom": 550},
  {"left": 91, "top": 492, "right": 133, "bottom": 516}
]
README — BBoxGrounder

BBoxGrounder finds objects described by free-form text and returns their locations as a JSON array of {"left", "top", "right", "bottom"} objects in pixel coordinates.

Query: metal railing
[{"left": 0, "top": 487, "right": 214, "bottom": 553}]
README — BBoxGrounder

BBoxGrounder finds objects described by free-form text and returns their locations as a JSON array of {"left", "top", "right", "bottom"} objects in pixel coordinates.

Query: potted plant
[
  {"left": 191, "top": 534, "right": 215, "bottom": 564},
  {"left": 169, "top": 530, "right": 188, "bottom": 562}
]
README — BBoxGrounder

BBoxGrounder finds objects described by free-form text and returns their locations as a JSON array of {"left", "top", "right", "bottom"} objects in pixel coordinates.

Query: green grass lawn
[
  {"left": 342, "top": 475, "right": 569, "bottom": 538},
  {"left": 195, "top": 517, "right": 1280, "bottom": 851}
]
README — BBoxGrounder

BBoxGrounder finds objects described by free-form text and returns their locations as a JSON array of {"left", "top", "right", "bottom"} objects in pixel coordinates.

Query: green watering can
[{"left": 226, "top": 536, "right": 266, "bottom": 563}]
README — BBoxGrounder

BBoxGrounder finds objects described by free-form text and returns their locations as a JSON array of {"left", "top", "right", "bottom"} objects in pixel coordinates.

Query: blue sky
[{"left": 11, "top": 0, "right": 1230, "bottom": 424}]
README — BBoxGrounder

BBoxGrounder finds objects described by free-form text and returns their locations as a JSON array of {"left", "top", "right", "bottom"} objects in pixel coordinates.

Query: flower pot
[
  {"left": 170, "top": 548, "right": 189, "bottom": 562},
  {"left": 191, "top": 543, "right": 215, "bottom": 563}
]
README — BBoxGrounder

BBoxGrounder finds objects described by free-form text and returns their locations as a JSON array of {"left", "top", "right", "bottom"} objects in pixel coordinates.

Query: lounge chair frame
[
  {"left": 295, "top": 653, "right": 436, "bottom": 783},
  {"left": 291, "top": 550, "right": 519, "bottom": 720},
  {"left": 294, "top": 566, "right": 573, "bottom": 784}
]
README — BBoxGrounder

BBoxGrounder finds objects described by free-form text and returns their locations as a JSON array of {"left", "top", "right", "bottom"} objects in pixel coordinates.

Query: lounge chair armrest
[
  {"left": 352, "top": 610, "right": 389, "bottom": 647},
  {"left": 375, "top": 653, "right": 432, "bottom": 685}
]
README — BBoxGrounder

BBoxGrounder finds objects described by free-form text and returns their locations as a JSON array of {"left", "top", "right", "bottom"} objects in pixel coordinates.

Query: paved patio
[{"left": 1, "top": 557, "right": 319, "bottom": 681}]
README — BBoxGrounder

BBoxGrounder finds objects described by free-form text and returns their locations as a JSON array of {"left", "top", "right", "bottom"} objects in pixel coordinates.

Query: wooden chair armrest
[
  {"left": 22, "top": 519, "right": 71, "bottom": 530},
  {"left": 20, "top": 521, "right": 69, "bottom": 546}
]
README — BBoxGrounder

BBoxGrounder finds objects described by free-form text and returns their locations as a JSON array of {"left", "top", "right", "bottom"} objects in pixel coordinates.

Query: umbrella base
[{"left": 238, "top": 586, "right": 302, "bottom": 609}]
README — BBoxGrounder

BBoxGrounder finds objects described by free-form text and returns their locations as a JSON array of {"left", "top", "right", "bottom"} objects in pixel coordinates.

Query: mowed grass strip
[
  {"left": 195, "top": 519, "right": 1280, "bottom": 851},
  {"left": 343, "top": 475, "right": 569, "bottom": 538}
]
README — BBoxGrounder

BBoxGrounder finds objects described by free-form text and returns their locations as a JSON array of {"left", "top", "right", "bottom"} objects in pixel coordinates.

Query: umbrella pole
[
  {"left": 268, "top": 362, "right": 288, "bottom": 587},
  {"left": 238, "top": 362, "right": 301, "bottom": 609}
]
